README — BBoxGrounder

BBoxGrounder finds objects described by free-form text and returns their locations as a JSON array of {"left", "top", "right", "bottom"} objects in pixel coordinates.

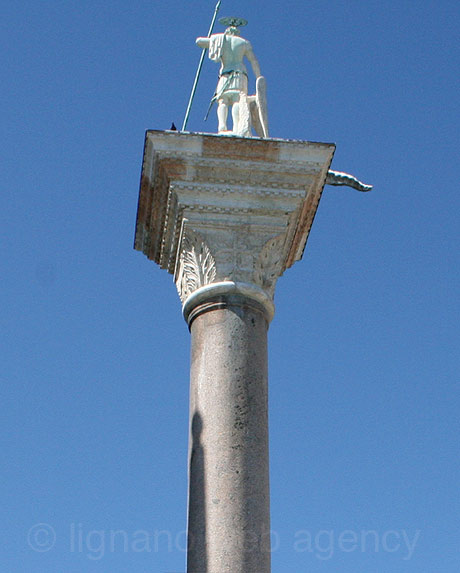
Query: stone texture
[
  {"left": 187, "top": 298, "right": 270, "bottom": 573},
  {"left": 134, "top": 131, "right": 335, "bottom": 302},
  {"left": 133, "top": 131, "right": 336, "bottom": 573}
]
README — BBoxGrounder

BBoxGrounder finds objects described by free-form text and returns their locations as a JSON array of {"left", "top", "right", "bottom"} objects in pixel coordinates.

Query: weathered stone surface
[
  {"left": 133, "top": 131, "right": 336, "bottom": 573},
  {"left": 134, "top": 131, "right": 335, "bottom": 304},
  {"left": 187, "top": 300, "right": 270, "bottom": 573}
]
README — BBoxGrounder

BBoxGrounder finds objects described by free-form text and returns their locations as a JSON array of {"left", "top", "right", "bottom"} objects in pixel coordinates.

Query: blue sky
[{"left": 2, "top": 1, "right": 459, "bottom": 571}]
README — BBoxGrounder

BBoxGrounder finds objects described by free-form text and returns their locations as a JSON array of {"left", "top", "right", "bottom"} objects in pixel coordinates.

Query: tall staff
[{"left": 181, "top": 1, "right": 222, "bottom": 132}]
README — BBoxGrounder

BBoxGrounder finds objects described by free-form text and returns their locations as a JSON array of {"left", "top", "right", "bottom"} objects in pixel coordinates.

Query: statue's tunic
[{"left": 208, "top": 33, "right": 250, "bottom": 97}]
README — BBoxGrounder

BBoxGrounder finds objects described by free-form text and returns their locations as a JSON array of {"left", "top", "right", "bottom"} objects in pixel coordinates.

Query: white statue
[
  {"left": 196, "top": 18, "right": 268, "bottom": 138},
  {"left": 192, "top": 16, "right": 372, "bottom": 191}
]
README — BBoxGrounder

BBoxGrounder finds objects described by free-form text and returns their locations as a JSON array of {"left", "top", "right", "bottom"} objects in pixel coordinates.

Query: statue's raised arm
[{"left": 196, "top": 37, "right": 211, "bottom": 49}]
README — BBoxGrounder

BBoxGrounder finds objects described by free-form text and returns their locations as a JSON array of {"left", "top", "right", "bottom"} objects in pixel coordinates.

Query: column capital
[{"left": 134, "top": 131, "right": 335, "bottom": 316}]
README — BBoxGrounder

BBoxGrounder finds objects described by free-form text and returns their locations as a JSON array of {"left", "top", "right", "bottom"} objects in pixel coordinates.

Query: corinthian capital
[{"left": 134, "top": 131, "right": 335, "bottom": 315}]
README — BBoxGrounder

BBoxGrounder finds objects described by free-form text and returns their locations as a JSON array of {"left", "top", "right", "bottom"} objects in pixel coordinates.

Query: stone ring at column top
[{"left": 183, "top": 281, "right": 275, "bottom": 327}]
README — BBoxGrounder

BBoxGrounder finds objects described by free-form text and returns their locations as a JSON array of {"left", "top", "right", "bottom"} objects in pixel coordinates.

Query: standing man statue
[
  {"left": 192, "top": 15, "right": 372, "bottom": 191},
  {"left": 196, "top": 17, "right": 269, "bottom": 138}
]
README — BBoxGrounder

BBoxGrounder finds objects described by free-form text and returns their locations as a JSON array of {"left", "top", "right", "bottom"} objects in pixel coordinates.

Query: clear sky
[{"left": 2, "top": 1, "right": 459, "bottom": 571}]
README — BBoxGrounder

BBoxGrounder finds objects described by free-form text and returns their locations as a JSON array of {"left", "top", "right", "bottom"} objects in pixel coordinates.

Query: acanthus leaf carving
[
  {"left": 175, "top": 228, "right": 217, "bottom": 303},
  {"left": 253, "top": 234, "right": 286, "bottom": 296}
]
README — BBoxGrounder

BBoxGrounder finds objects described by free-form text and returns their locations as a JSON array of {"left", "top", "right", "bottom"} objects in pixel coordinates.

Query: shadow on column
[{"left": 187, "top": 411, "right": 207, "bottom": 573}]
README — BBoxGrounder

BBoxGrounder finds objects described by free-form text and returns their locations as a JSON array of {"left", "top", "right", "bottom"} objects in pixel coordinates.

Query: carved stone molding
[
  {"left": 134, "top": 131, "right": 335, "bottom": 309},
  {"left": 175, "top": 222, "right": 286, "bottom": 304},
  {"left": 253, "top": 234, "right": 286, "bottom": 296}
]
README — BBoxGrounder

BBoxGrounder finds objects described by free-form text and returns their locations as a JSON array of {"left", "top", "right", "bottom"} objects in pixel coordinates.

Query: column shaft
[{"left": 187, "top": 298, "right": 271, "bottom": 573}]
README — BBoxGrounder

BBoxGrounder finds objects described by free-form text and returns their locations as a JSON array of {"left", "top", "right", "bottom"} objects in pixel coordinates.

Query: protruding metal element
[
  {"left": 182, "top": 0, "right": 222, "bottom": 133},
  {"left": 218, "top": 16, "right": 248, "bottom": 28},
  {"left": 326, "top": 169, "right": 373, "bottom": 192}
]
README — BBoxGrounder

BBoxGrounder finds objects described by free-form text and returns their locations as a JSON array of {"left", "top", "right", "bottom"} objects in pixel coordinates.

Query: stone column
[
  {"left": 134, "top": 131, "right": 335, "bottom": 573},
  {"left": 185, "top": 284, "right": 273, "bottom": 571}
]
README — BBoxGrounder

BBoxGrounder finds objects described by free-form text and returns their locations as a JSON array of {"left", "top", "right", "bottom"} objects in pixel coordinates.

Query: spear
[{"left": 181, "top": 0, "right": 222, "bottom": 132}]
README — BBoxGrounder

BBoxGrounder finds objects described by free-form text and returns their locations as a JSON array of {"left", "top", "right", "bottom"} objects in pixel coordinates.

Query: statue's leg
[
  {"left": 217, "top": 101, "right": 228, "bottom": 132},
  {"left": 231, "top": 101, "right": 240, "bottom": 134}
]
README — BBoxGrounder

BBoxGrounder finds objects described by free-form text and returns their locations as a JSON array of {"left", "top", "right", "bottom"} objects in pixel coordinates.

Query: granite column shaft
[{"left": 186, "top": 293, "right": 271, "bottom": 573}]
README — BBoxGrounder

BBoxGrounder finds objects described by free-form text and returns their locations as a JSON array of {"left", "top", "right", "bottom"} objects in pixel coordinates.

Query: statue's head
[
  {"left": 219, "top": 16, "right": 247, "bottom": 36},
  {"left": 225, "top": 26, "right": 240, "bottom": 36}
]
